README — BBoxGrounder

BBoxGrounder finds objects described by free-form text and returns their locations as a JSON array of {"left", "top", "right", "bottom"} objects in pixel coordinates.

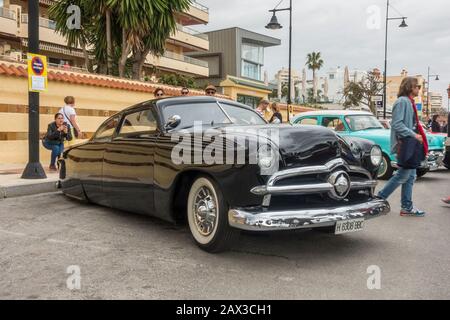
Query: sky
[{"left": 196, "top": 0, "right": 450, "bottom": 105}]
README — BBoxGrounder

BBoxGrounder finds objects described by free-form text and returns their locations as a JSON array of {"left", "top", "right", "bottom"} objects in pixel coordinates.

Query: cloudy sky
[{"left": 197, "top": 0, "right": 450, "bottom": 103}]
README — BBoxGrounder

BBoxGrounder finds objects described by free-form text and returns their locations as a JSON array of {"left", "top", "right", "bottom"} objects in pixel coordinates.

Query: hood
[
  {"left": 212, "top": 124, "right": 343, "bottom": 168},
  {"left": 352, "top": 129, "right": 445, "bottom": 150}
]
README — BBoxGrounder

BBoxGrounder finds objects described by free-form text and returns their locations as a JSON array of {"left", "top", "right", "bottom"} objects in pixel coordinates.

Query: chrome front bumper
[
  {"left": 229, "top": 199, "right": 390, "bottom": 231},
  {"left": 391, "top": 151, "right": 445, "bottom": 172}
]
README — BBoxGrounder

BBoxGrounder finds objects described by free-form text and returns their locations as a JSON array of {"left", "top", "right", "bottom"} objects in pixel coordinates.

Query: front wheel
[
  {"left": 377, "top": 154, "right": 394, "bottom": 180},
  {"left": 187, "top": 176, "right": 238, "bottom": 253},
  {"left": 416, "top": 168, "right": 429, "bottom": 178}
]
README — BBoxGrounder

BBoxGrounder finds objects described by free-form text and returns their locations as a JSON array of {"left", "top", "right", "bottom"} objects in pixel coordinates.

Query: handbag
[{"left": 397, "top": 137, "right": 426, "bottom": 169}]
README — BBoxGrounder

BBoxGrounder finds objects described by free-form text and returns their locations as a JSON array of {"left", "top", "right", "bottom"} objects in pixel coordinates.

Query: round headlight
[{"left": 370, "top": 146, "right": 382, "bottom": 167}]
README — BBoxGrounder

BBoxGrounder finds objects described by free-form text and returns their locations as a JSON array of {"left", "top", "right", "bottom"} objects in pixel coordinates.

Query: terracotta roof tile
[{"left": 0, "top": 61, "right": 233, "bottom": 99}]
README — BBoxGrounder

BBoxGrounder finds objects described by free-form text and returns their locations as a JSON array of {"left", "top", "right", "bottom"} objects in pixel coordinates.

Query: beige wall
[{"left": 0, "top": 74, "right": 156, "bottom": 164}]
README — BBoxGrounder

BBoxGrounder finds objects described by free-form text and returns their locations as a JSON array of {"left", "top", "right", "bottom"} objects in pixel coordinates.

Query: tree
[
  {"left": 343, "top": 71, "right": 384, "bottom": 115},
  {"left": 49, "top": 0, "right": 192, "bottom": 79},
  {"left": 306, "top": 52, "right": 324, "bottom": 99},
  {"left": 159, "top": 74, "right": 199, "bottom": 89}
]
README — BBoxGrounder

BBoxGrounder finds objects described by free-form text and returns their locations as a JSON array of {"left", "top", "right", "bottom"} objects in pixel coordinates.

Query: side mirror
[{"left": 164, "top": 115, "right": 181, "bottom": 130}]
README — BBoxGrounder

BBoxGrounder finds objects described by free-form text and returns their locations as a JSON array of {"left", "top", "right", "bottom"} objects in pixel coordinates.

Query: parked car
[
  {"left": 291, "top": 111, "right": 446, "bottom": 179},
  {"left": 59, "top": 97, "right": 390, "bottom": 253}
]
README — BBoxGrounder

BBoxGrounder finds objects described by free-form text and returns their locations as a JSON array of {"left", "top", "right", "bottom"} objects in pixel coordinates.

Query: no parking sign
[{"left": 27, "top": 53, "right": 48, "bottom": 92}]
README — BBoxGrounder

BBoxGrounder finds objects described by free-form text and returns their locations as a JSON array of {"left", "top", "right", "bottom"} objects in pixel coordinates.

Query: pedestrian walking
[
  {"left": 269, "top": 102, "right": 283, "bottom": 124},
  {"left": 154, "top": 88, "right": 165, "bottom": 98},
  {"left": 59, "top": 96, "right": 82, "bottom": 145},
  {"left": 442, "top": 196, "right": 450, "bottom": 205},
  {"left": 255, "top": 99, "right": 270, "bottom": 120},
  {"left": 43, "top": 113, "right": 73, "bottom": 171},
  {"left": 205, "top": 85, "right": 217, "bottom": 96},
  {"left": 181, "top": 87, "right": 190, "bottom": 96},
  {"left": 377, "top": 77, "right": 428, "bottom": 217}
]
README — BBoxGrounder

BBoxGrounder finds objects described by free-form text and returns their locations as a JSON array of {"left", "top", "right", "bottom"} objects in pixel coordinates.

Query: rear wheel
[
  {"left": 187, "top": 176, "right": 238, "bottom": 253},
  {"left": 377, "top": 154, "right": 394, "bottom": 180}
]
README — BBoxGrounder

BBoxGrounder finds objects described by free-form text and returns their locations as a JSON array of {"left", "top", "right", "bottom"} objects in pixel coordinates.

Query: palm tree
[
  {"left": 50, "top": 0, "right": 192, "bottom": 79},
  {"left": 306, "top": 52, "right": 324, "bottom": 100}
]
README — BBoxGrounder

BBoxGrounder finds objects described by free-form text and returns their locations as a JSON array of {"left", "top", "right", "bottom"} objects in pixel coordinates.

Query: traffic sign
[{"left": 27, "top": 53, "right": 48, "bottom": 92}]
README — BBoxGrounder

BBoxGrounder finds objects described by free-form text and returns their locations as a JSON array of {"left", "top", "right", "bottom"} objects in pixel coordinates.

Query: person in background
[
  {"left": 205, "top": 85, "right": 217, "bottom": 96},
  {"left": 43, "top": 113, "right": 72, "bottom": 171},
  {"left": 154, "top": 88, "right": 165, "bottom": 98},
  {"left": 431, "top": 114, "right": 441, "bottom": 133},
  {"left": 269, "top": 102, "right": 283, "bottom": 124},
  {"left": 59, "top": 96, "right": 82, "bottom": 141},
  {"left": 377, "top": 77, "right": 428, "bottom": 217},
  {"left": 441, "top": 119, "right": 447, "bottom": 133},
  {"left": 255, "top": 99, "right": 269, "bottom": 119},
  {"left": 181, "top": 87, "right": 190, "bottom": 96}
]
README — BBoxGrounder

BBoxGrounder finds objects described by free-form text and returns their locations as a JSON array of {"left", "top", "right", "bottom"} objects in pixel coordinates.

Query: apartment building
[
  {"left": 190, "top": 27, "right": 280, "bottom": 108},
  {"left": 0, "top": 0, "right": 210, "bottom": 77}
]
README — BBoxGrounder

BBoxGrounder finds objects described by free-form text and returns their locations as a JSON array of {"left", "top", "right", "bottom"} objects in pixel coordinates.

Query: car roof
[
  {"left": 294, "top": 110, "right": 374, "bottom": 118},
  {"left": 119, "top": 96, "right": 252, "bottom": 114}
]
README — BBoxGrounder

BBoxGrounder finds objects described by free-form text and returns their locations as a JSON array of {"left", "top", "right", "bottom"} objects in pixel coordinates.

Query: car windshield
[
  {"left": 220, "top": 103, "right": 267, "bottom": 125},
  {"left": 162, "top": 102, "right": 266, "bottom": 130},
  {"left": 345, "top": 115, "right": 384, "bottom": 131}
]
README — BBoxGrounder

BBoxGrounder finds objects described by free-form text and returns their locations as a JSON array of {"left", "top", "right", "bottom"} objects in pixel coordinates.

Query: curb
[{"left": 0, "top": 180, "right": 59, "bottom": 199}]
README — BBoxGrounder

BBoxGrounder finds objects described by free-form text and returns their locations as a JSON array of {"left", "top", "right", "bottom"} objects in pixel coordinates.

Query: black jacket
[
  {"left": 431, "top": 121, "right": 441, "bottom": 133},
  {"left": 44, "top": 122, "right": 73, "bottom": 145}
]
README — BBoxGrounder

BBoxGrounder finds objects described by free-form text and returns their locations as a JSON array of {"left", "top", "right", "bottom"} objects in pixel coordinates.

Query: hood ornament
[{"left": 328, "top": 171, "right": 351, "bottom": 200}]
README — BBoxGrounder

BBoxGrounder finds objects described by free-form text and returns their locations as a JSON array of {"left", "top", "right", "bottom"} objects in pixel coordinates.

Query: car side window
[
  {"left": 322, "top": 117, "right": 346, "bottom": 132},
  {"left": 93, "top": 116, "right": 120, "bottom": 142},
  {"left": 297, "top": 117, "right": 318, "bottom": 125},
  {"left": 118, "top": 109, "right": 157, "bottom": 137}
]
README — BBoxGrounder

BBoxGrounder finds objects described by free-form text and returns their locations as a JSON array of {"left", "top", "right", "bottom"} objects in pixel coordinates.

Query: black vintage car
[{"left": 59, "top": 97, "right": 390, "bottom": 253}]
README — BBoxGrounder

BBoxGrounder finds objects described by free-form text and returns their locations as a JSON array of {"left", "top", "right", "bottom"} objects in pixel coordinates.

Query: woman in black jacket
[
  {"left": 431, "top": 114, "right": 441, "bottom": 133},
  {"left": 43, "top": 113, "right": 73, "bottom": 171}
]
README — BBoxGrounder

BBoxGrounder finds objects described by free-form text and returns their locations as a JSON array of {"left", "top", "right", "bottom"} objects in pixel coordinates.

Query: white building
[
  {"left": 429, "top": 92, "right": 443, "bottom": 113},
  {"left": 326, "top": 67, "right": 367, "bottom": 104}
]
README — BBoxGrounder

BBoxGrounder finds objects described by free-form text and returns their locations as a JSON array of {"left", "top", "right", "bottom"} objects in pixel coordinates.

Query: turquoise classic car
[{"left": 291, "top": 110, "right": 446, "bottom": 179}]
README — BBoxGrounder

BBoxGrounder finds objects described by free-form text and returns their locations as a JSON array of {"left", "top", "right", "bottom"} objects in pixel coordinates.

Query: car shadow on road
[{"left": 61, "top": 194, "right": 389, "bottom": 266}]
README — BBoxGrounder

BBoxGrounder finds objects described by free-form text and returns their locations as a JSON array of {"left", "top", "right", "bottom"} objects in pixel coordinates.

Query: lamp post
[
  {"left": 447, "top": 87, "right": 450, "bottom": 114},
  {"left": 22, "top": 0, "right": 46, "bottom": 179},
  {"left": 426, "top": 66, "right": 440, "bottom": 117},
  {"left": 266, "top": 0, "right": 292, "bottom": 122},
  {"left": 383, "top": 0, "right": 408, "bottom": 119}
]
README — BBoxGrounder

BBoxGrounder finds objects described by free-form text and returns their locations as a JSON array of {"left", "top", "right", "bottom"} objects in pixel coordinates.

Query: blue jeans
[
  {"left": 42, "top": 141, "right": 64, "bottom": 166},
  {"left": 378, "top": 167, "right": 416, "bottom": 211}
]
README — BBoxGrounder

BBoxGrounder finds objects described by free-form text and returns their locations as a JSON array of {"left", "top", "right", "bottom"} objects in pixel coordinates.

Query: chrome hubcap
[
  {"left": 378, "top": 157, "right": 387, "bottom": 177},
  {"left": 193, "top": 186, "right": 217, "bottom": 237}
]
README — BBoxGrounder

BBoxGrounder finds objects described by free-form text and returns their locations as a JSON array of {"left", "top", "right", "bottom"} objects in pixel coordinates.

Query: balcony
[
  {"left": 146, "top": 51, "right": 209, "bottom": 77},
  {"left": 170, "top": 24, "right": 209, "bottom": 51},
  {"left": 180, "top": 1, "right": 209, "bottom": 25},
  {"left": 0, "top": 7, "right": 18, "bottom": 36},
  {"left": 19, "top": 14, "right": 67, "bottom": 46}
]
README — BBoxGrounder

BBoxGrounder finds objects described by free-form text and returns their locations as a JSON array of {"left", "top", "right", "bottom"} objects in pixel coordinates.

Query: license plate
[{"left": 335, "top": 218, "right": 365, "bottom": 235}]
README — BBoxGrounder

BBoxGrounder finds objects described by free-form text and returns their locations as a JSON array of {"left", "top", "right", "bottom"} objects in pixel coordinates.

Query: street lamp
[
  {"left": 22, "top": 0, "right": 46, "bottom": 179},
  {"left": 266, "top": 0, "right": 292, "bottom": 122},
  {"left": 383, "top": 0, "right": 408, "bottom": 119},
  {"left": 426, "top": 66, "right": 440, "bottom": 117}
]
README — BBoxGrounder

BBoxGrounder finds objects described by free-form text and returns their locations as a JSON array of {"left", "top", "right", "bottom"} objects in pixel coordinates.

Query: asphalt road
[{"left": 0, "top": 170, "right": 449, "bottom": 300}]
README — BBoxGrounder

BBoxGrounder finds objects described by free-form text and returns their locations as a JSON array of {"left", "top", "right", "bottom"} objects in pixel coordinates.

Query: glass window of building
[{"left": 241, "top": 42, "right": 264, "bottom": 81}]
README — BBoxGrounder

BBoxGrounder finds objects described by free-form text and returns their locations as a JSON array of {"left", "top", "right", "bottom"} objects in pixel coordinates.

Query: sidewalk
[{"left": 0, "top": 164, "right": 59, "bottom": 199}]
